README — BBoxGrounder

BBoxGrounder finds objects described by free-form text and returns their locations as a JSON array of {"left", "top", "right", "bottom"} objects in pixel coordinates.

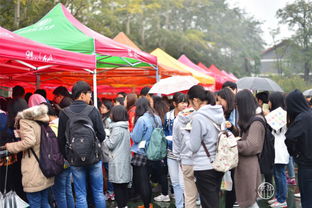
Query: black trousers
[
  {"left": 113, "top": 183, "right": 129, "bottom": 208},
  {"left": 194, "top": 169, "right": 224, "bottom": 208},
  {"left": 148, "top": 159, "right": 168, "bottom": 195},
  {"left": 225, "top": 169, "right": 236, "bottom": 208},
  {"left": 133, "top": 165, "right": 152, "bottom": 208}
]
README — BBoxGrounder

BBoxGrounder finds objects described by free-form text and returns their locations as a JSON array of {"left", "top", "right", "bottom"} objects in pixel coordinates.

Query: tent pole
[
  {"left": 156, "top": 65, "right": 160, "bottom": 82},
  {"left": 36, "top": 73, "right": 40, "bottom": 89},
  {"left": 93, "top": 69, "right": 98, "bottom": 108}
]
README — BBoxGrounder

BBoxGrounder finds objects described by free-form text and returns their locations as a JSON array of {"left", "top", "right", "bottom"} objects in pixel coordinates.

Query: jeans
[
  {"left": 287, "top": 157, "right": 295, "bottom": 178},
  {"left": 26, "top": 189, "right": 51, "bottom": 208},
  {"left": 70, "top": 161, "right": 106, "bottom": 208},
  {"left": 52, "top": 168, "right": 75, "bottom": 208},
  {"left": 274, "top": 164, "right": 287, "bottom": 203},
  {"left": 168, "top": 158, "right": 184, "bottom": 208},
  {"left": 194, "top": 169, "right": 224, "bottom": 208},
  {"left": 104, "top": 162, "right": 114, "bottom": 194},
  {"left": 298, "top": 166, "right": 312, "bottom": 208}
]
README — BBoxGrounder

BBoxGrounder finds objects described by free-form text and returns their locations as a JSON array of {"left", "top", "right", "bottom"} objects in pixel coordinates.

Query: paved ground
[{"left": 107, "top": 184, "right": 302, "bottom": 208}]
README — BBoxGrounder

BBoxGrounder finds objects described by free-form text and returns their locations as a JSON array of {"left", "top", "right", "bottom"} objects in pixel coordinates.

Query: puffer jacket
[{"left": 6, "top": 104, "right": 54, "bottom": 193}]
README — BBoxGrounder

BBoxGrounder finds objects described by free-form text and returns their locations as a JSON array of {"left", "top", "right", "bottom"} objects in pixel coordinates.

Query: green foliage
[
  {"left": 270, "top": 75, "right": 312, "bottom": 92},
  {"left": 276, "top": 0, "right": 312, "bottom": 81},
  {"left": 0, "top": 0, "right": 265, "bottom": 77}
]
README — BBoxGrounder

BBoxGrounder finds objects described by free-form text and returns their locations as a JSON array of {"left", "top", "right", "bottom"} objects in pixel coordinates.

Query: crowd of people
[{"left": 0, "top": 80, "right": 312, "bottom": 208}]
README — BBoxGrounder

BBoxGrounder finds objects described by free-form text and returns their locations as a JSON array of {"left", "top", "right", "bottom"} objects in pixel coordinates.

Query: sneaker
[
  {"left": 233, "top": 202, "right": 239, "bottom": 207},
  {"left": 153, "top": 194, "right": 170, "bottom": 202},
  {"left": 196, "top": 198, "right": 201, "bottom": 206},
  {"left": 105, "top": 193, "right": 115, "bottom": 201},
  {"left": 137, "top": 204, "right": 153, "bottom": 208},
  {"left": 294, "top": 193, "right": 301, "bottom": 198},
  {"left": 287, "top": 178, "right": 297, "bottom": 185},
  {"left": 268, "top": 198, "right": 277, "bottom": 204},
  {"left": 270, "top": 201, "right": 287, "bottom": 207}
]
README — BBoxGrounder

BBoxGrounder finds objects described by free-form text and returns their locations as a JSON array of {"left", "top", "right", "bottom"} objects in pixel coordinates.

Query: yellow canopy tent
[{"left": 151, "top": 48, "right": 215, "bottom": 86}]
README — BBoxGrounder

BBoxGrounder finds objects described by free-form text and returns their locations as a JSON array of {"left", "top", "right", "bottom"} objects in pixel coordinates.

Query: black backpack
[
  {"left": 31, "top": 121, "right": 64, "bottom": 178},
  {"left": 252, "top": 117, "right": 275, "bottom": 175},
  {"left": 64, "top": 105, "right": 101, "bottom": 167}
]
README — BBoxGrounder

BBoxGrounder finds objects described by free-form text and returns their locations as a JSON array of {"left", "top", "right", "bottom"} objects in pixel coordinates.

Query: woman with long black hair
[
  {"left": 235, "top": 90, "right": 265, "bottom": 208},
  {"left": 131, "top": 97, "right": 162, "bottom": 208},
  {"left": 187, "top": 85, "right": 225, "bottom": 208}
]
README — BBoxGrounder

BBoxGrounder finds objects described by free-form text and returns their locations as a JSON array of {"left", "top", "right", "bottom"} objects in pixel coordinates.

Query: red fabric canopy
[
  {"left": 196, "top": 62, "right": 227, "bottom": 90},
  {"left": 0, "top": 26, "right": 96, "bottom": 75}
]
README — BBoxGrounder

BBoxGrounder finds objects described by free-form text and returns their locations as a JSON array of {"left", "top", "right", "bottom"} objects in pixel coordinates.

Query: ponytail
[{"left": 188, "top": 85, "right": 216, "bottom": 105}]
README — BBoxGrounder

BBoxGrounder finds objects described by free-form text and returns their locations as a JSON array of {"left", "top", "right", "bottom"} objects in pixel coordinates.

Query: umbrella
[
  {"left": 303, "top": 89, "right": 312, "bottom": 96},
  {"left": 0, "top": 150, "right": 29, "bottom": 208},
  {"left": 237, "top": 77, "right": 284, "bottom": 92},
  {"left": 149, "top": 76, "right": 199, "bottom": 95}
]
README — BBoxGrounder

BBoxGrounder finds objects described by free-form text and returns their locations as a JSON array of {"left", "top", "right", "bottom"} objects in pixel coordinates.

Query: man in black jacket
[
  {"left": 285, "top": 89, "right": 312, "bottom": 208},
  {"left": 58, "top": 81, "right": 106, "bottom": 208}
]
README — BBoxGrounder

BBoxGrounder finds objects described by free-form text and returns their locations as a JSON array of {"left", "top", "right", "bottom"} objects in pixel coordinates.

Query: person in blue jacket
[{"left": 131, "top": 97, "right": 161, "bottom": 208}]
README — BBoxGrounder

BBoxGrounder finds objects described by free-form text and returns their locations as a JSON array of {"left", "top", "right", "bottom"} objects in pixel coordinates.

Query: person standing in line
[
  {"left": 216, "top": 88, "right": 239, "bottom": 208},
  {"left": 186, "top": 85, "right": 225, "bottom": 208},
  {"left": 44, "top": 103, "right": 75, "bottom": 208},
  {"left": 285, "top": 90, "right": 312, "bottom": 208},
  {"left": 131, "top": 97, "right": 162, "bottom": 208},
  {"left": 235, "top": 90, "right": 265, "bottom": 208},
  {"left": 104, "top": 105, "right": 131, "bottom": 208},
  {"left": 155, "top": 93, "right": 188, "bottom": 207},
  {"left": 3, "top": 97, "right": 54, "bottom": 207},
  {"left": 58, "top": 81, "right": 106, "bottom": 208},
  {"left": 150, "top": 95, "right": 170, "bottom": 203},
  {"left": 98, "top": 99, "right": 115, "bottom": 200},
  {"left": 266, "top": 92, "right": 289, "bottom": 208},
  {"left": 173, "top": 106, "right": 198, "bottom": 208}
]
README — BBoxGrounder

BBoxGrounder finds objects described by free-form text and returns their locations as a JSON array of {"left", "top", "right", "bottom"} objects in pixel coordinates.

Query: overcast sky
[{"left": 227, "top": 0, "right": 296, "bottom": 47}]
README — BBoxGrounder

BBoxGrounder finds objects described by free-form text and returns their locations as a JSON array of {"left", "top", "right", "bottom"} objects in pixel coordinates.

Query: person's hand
[{"left": 225, "top": 121, "right": 232, "bottom": 129}]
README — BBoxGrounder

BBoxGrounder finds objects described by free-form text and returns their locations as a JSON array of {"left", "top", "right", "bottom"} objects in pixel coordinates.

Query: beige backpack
[{"left": 201, "top": 120, "right": 239, "bottom": 172}]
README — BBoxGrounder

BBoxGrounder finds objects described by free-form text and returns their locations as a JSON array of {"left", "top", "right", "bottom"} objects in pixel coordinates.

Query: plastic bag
[{"left": 221, "top": 171, "right": 233, "bottom": 191}]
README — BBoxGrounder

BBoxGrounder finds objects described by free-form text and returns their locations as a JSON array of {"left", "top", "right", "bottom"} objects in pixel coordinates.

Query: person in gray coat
[
  {"left": 186, "top": 85, "right": 225, "bottom": 208},
  {"left": 104, "top": 105, "right": 131, "bottom": 208}
]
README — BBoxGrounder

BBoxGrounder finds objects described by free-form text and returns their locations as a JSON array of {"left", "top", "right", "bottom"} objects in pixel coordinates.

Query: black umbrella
[{"left": 237, "top": 77, "right": 284, "bottom": 92}]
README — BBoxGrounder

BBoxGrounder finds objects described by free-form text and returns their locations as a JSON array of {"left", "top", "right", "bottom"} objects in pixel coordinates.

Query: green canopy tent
[{"left": 15, "top": 3, "right": 158, "bottom": 106}]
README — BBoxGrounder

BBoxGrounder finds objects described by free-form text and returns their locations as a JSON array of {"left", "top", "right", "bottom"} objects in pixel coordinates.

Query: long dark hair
[
  {"left": 188, "top": 85, "right": 216, "bottom": 105},
  {"left": 173, "top": 92, "right": 188, "bottom": 105},
  {"left": 268, "top": 92, "right": 286, "bottom": 111},
  {"left": 126, "top": 93, "right": 137, "bottom": 110},
  {"left": 236, "top": 89, "right": 260, "bottom": 132},
  {"left": 152, "top": 95, "right": 169, "bottom": 124},
  {"left": 135, "top": 97, "right": 154, "bottom": 124},
  {"left": 217, "top": 88, "right": 235, "bottom": 119}
]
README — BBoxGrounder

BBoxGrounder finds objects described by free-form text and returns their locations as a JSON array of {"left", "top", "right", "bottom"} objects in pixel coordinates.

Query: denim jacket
[
  {"left": 164, "top": 110, "right": 175, "bottom": 150},
  {"left": 130, "top": 112, "right": 162, "bottom": 155}
]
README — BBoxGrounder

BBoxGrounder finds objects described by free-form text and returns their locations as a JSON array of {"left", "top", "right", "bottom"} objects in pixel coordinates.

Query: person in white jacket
[{"left": 267, "top": 92, "right": 289, "bottom": 208}]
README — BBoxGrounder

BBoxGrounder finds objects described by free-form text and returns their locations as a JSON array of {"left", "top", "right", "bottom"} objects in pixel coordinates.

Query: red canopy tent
[
  {"left": 0, "top": 26, "right": 96, "bottom": 95},
  {"left": 197, "top": 62, "right": 227, "bottom": 90}
]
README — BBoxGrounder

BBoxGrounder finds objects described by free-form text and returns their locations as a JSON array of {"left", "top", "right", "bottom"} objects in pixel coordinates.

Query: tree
[{"left": 277, "top": 0, "right": 312, "bottom": 81}]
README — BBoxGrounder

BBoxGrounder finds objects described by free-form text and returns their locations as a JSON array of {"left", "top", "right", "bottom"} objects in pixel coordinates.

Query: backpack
[
  {"left": 31, "top": 121, "right": 64, "bottom": 178},
  {"left": 64, "top": 105, "right": 102, "bottom": 167},
  {"left": 252, "top": 117, "right": 275, "bottom": 175},
  {"left": 201, "top": 119, "right": 239, "bottom": 173},
  {"left": 146, "top": 116, "right": 167, "bottom": 161}
]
